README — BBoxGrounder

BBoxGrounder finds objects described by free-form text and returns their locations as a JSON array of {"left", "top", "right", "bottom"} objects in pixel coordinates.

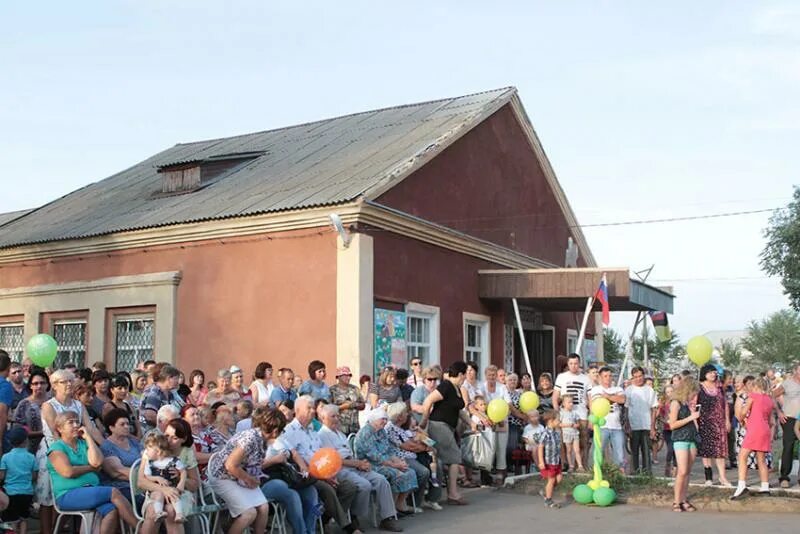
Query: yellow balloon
[
  {"left": 587, "top": 479, "right": 601, "bottom": 490},
  {"left": 687, "top": 336, "right": 713, "bottom": 367},
  {"left": 487, "top": 398, "right": 509, "bottom": 423},
  {"left": 600, "top": 480, "right": 610, "bottom": 488},
  {"left": 591, "top": 398, "right": 611, "bottom": 419},
  {"left": 519, "top": 391, "right": 540, "bottom": 412}
]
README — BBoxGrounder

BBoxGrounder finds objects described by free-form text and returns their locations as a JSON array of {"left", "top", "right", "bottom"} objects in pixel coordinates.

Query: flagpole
[
  {"left": 575, "top": 295, "right": 595, "bottom": 356},
  {"left": 512, "top": 298, "right": 533, "bottom": 377},
  {"left": 617, "top": 311, "right": 643, "bottom": 387}
]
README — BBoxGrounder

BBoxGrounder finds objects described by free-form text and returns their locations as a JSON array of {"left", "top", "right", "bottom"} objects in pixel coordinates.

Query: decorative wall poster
[{"left": 374, "top": 308, "right": 407, "bottom": 373}]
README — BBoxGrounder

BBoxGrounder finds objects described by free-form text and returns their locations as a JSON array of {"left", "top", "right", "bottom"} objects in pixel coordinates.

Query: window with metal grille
[
  {"left": 0, "top": 324, "right": 25, "bottom": 362},
  {"left": 407, "top": 315, "right": 431, "bottom": 365},
  {"left": 52, "top": 321, "right": 87, "bottom": 369},
  {"left": 115, "top": 316, "right": 154, "bottom": 372},
  {"left": 464, "top": 317, "right": 490, "bottom": 372}
]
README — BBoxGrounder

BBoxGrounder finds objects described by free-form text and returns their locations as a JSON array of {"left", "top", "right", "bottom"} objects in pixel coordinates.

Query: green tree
[
  {"left": 741, "top": 309, "right": 800, "bottom": 370},
  {"left": 602, "top": 328, "right": 626, "bottom": 363},
  {"left": 717, "top": 338, "right": 742, "bottom": 370},
  {"left": 761, "top": 187, "right": 800, "bottom": 309},
  {"left": 628, "top": 331, "right": 685, "bottom": 379}
]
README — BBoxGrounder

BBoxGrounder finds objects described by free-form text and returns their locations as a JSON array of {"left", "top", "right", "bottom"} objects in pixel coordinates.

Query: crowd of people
[{"left": 0, "top": 348, "right": 797, "bottom": 532}]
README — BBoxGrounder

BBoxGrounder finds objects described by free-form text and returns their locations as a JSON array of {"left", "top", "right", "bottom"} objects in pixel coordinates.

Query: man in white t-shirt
[
  {"left": 624, "top": 366, "right": 658, "bottom": 475},
  {"left": 589, "top": 367, "right": 627, "bottom": 472},
  {"left": 553, "top": 353, "right": 593, "bottom": 467}
]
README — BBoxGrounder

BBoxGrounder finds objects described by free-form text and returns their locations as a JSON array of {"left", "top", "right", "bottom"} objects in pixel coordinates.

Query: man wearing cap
[
  {"left": 330, "top": 366, "right": 365, "bottom": 436},
  {"left": 318, "top": 404, "right": 401, "bottom": 532}
]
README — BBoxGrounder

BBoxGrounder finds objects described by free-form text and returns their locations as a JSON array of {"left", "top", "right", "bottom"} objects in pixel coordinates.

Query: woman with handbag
[{"left": 206, "top": 409, "right": 275, "bottom": 533}]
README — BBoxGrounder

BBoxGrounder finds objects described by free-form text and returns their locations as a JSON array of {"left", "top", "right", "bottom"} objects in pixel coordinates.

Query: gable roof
[
  {"left": 0, "top": 87, "right": 594, "bottom": 265},
  {"left": 0, "top": 209, "right": 33, "bottom": 228}
]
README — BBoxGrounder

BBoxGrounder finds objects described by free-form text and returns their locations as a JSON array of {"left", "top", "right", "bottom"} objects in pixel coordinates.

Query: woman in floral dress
[
  {"left": 355, "top": 408, "right": 418, "bottom": 513},
  {"left": 329, "top": 366, "right": 365, "bottom": 436},
  {"left": 696, "top": 364, "right": 732, "bottom": 486}
]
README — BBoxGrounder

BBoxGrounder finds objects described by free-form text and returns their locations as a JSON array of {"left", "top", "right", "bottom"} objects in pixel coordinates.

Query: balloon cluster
[
  {"left": 487, "top": 391, "right": 540, "bottom": 424},
  {"left": 572, "top": 398, "right": 616, "bottom": 507}
]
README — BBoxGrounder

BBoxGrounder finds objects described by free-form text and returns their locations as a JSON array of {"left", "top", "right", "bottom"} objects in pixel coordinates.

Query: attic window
[{"left": 156, "top": 151, "right": 264, "bottom": 195}]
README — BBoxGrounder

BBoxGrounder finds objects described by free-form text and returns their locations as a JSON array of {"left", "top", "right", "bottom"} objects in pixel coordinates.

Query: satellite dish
[
  {"left": 329, "top": 213, "right": 352, "bottom": 248},
  {"left": 565, "top": 237, "right": 579, "bottom": 267}
]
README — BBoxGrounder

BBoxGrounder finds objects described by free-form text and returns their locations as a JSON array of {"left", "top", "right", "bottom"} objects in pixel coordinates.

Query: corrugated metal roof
[
  {"left": 0, "top": 209, "right": 33, "bottom": 228},
  {"left": 0, "top": 87, "right": 516, "bottom": 249}
]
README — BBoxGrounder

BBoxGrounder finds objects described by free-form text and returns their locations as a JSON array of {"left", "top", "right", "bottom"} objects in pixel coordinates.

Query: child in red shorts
[{"left": 537, "top": 410, "right": 563, "bottom": 508}]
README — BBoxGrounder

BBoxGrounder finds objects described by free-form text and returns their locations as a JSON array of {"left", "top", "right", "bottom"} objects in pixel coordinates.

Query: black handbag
[{"left": 263, "top": 462, "right": 317, "bottom": 490}]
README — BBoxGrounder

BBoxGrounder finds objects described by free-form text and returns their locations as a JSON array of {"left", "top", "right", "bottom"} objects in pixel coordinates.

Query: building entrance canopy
[{"left": 478, "top": 267, "right": 674, "bottom": 314}]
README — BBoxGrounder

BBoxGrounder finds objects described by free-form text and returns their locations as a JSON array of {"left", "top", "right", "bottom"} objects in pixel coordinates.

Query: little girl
[
  {"left": 141, "top": 433, "right": 191, "bottom": 522},
  {"left": 559, "top": 395, "right": 584, "bottom": 472},
  {"left": 731, "top": 377, "right": 776, "bottom": 499},
  {"left": 410, "top": 418, "right": 441, "bottom": 487},
  {"left": 470, "top": 396, "right": 497, "bottom": 486}
]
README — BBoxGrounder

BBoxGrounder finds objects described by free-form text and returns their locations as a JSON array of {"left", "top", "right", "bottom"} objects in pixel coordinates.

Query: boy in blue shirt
[{"left": 0, "top": 427, "right": 37, "bottom": 533}]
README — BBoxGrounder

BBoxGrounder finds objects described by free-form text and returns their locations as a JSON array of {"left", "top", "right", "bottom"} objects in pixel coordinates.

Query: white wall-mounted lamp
[{"left": 329, "top": 213, "right": 352, "bottom": 248}]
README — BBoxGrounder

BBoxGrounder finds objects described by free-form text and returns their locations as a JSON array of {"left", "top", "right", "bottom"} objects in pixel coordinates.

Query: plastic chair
[
  {"left": 51, "top": 473, "right": 96, "bottom": 534},
  {"left": 129, "top": 459, "right": 214, "bottom": 534}
]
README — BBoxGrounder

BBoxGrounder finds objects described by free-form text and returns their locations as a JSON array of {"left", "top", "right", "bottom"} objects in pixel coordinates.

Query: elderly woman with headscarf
[
  {"left": 354, "top": 408, "right": 418, "bottom": 515},
  {"left": 385, "top": 402, "right": 443, "bottom": 511}
]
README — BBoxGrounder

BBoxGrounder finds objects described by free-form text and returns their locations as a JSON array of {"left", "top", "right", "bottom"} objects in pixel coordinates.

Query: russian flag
[{"left": 595, "top": 273, "right": 610, "bottom": 325}]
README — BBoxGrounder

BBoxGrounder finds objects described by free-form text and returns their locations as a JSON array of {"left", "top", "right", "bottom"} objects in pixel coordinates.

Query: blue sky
[{"left": 1, "top": 1, "right": 795, "bottom": 338}]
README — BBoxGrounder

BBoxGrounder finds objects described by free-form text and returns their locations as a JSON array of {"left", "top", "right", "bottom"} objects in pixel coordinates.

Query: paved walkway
[{"left": 396, "top": 488, "right": 798, "bottom": 533}]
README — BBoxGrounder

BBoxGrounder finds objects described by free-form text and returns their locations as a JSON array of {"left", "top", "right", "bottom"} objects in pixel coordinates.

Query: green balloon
[
  {"left": 592, "top": 487, "right": 616, "bottom": 507},
  {"left": 587, "top": 414, "right": 599, "bottom": 425},
  {"left": 27, "top": 333, "right": 58, "bottom": 367},
  {"left": 572, "top": 484, "right": 594, "bottom": 504},
  {"left": 597, "top": 417, "right": 606, "bottom": 426}
]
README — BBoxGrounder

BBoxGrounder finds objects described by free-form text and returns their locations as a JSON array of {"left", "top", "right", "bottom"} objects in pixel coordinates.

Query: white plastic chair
[
  {"left": 129, "top": 459, "right": 214, "bottom": 534},
  {"left": 50, "top": 473, "right": 96, "bottom": 534}
]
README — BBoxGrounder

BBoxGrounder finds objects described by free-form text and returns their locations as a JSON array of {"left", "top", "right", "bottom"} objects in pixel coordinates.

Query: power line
[
  {"left": 580, "top": 208, "right": 779, "bottom": 228},
  {"left": 650, "top": 276, "right": 774, "bottom": 283},
  {"left": 431, "top": 207, "right": 781, "bottom": 232}
]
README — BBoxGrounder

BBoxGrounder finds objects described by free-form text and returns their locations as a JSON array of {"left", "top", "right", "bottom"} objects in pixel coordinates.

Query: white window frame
[
  {"left": 405, "top": 302, "right": 440, "bottom": 366},
  {"left": 463, "top": 312, "right": 491, "bottom": 372},
  {"left": 566, "top": 328, "right": 579, "bottom": 356}
]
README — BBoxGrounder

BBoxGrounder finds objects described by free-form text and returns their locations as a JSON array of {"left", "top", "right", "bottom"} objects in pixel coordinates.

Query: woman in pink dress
[{"left": 731, "top": 377, "right": 777, "bottom": 499}]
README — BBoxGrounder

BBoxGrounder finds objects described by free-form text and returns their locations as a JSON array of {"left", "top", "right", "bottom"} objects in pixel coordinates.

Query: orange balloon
[{"left": 309, "top": 447, "right": 343, "bottom": 479}]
